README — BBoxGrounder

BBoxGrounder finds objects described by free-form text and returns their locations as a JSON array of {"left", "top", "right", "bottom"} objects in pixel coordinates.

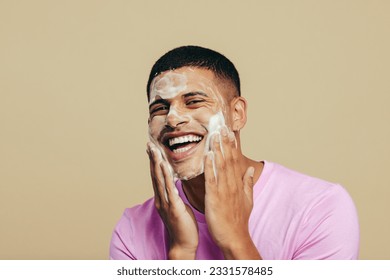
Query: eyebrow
[{"left": 183, "top": 91, "right": 209, "bottom": 98}]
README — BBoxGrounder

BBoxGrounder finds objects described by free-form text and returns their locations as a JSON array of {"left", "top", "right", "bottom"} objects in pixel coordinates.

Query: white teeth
[
  {"left": 173, "top": 146, "right": 192, "bottom": 153},
  {"left": 168, "top": 135, "right": 202, "bottom": 147}
]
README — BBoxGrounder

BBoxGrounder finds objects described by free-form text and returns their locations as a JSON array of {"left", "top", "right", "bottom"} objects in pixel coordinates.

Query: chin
[{"left": 171, "top": 158, "right": 204, "bottom": 181}]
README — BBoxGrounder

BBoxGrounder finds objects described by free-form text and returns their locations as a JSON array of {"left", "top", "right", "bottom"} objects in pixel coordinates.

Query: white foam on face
[
  {"left": 167, "top": 107, "right": 180, "bottom": 119},
  {"left": 149, "top": 72, "right": 187, "bottom": 105},
  {"left": 204, "top": 111, "right": 226, "bottom": 154},
  {"left": 203, "top": 111, "right": 227, "bottom": 179}
]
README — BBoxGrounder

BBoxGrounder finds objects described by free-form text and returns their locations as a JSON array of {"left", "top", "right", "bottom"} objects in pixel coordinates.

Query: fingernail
[
  {"left": 221, "top": 126, "right": 228, "bottom": 137},
  {"left": 208, "top": 151, "right": 214, "bottom": 161},
  {"left": 153, "top": 148, "right": 162, "bottom": 162},
  {"left": 228, "top": 131, "right": 235, "bottom": 142}
]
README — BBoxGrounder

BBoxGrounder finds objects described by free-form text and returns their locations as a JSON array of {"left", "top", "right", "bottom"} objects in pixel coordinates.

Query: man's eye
[
  {"left": 150, "top": 105, "right": 169, "bottom": 114},
  {"left": 186, "top": 99, "right": 204, "bottom": 105}
]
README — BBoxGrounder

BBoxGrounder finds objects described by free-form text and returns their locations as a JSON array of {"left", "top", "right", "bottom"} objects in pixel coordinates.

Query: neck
[{"left": 181, "top": 173, "right": 206, "bottom": 213}]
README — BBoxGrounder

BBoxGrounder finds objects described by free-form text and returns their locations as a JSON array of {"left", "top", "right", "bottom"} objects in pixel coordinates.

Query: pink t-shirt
[{"left": 110, "top": 161, "right": 359, "bottom": 259}]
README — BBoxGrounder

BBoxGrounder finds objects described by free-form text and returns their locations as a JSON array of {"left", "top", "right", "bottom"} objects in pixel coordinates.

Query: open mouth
[{"left": 164, "top": 134, "right": 204, "bottom": 158}]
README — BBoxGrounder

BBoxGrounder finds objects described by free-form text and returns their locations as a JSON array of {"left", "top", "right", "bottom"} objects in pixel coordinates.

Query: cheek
[
  {"left": 148, "top": 117, "right": 164, "bottom": 139},
  {"left": 194, "top": 105, "right": 224, "bottom": 125},
  {"left": 222, "top": 110, "right": 232, "bottom": 127}
]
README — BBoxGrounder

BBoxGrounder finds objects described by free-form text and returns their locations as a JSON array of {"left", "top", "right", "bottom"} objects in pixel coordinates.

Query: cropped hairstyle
[{"left": 146, "top": 46, "right": 241, "bottom": 100}]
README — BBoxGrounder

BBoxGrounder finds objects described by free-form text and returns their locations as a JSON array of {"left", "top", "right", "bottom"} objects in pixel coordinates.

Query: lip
[{"left": 161, "top": 131, "right": 205, "bottom": 162}]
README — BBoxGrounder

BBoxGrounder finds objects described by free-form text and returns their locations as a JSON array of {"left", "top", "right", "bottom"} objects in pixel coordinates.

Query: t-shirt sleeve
[
  {"left": 109, "top": 211, "right": 136, "bottom": 260},
  {"left": 292, "top": 184, "right": 359, "bottom": 260}
]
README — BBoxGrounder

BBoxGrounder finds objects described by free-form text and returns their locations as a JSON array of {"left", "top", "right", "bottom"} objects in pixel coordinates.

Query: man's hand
[
  {"left": 147, "top": 142, "right": 199, "bottom": 259},
  {"left": 204, "top": 127, "right": 261, "bottom": 259}
]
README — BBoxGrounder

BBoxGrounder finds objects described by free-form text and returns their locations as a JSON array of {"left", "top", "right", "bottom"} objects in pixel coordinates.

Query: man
[{"left": 110, "top": 46, "right": 359, "bottom": 260}]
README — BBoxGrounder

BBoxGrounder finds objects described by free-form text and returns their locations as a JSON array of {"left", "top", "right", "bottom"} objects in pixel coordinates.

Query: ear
[{"left": 230, "top": 97, "right": 247, "bottom": 132}]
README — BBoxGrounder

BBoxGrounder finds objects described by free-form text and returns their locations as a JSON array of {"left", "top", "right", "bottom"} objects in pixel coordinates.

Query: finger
[
  {"left": 217, "top": 127, "right": 239, "bottom": 190},
  {"left": 211, "top": 132, "right": 227, "bottom": 188},
  {"left": 227, "top": 131, "right": 243, "bottom": 189},
  {"left": 160, "top": 160, "right": 180, "bottom": 204},
  {"left": 243, "top": 166, "right": 255, "bottom": 199},
  {"left": 220, "top": 126, "right": 233, "bottom": 161},
  {"left": 149, "top": 145, "right": 169, "bottom": 207},
  {"left": 147, "top": 144, "right": 161, "bottom": 207},
  {"left": 204, "top": 151, "right": 217, "bottom": 194},
  {"left": 223, "top": 129, "right": 242, "bottom": 191},
  {"left": 148, "top": 142, "right": 163, "bottom": 163},
  {"left": 149, "top": 158, "right": 162, "bottom": 205}
]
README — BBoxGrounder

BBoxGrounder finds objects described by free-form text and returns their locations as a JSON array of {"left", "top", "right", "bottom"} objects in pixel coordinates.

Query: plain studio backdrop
[{"left": 0, "top": 0, "right": 389, "bottom": 259}]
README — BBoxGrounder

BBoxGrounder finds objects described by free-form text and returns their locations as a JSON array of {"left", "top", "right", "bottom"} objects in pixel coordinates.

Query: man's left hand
[{"left": 204, "top": 127, "right": 261, "bottom": 259}]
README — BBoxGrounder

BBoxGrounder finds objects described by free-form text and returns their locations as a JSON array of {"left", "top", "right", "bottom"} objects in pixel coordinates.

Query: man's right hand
[{"left": 147, "top": 142, "right": 199, "bottom": 259}]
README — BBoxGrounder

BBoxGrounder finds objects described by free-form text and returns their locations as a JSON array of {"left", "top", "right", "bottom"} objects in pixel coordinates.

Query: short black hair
[{"left": 146, "top": 46, "right": 241, "bottom": 100}]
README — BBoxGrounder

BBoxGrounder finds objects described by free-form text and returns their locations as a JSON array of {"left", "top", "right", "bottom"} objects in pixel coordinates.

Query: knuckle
[
  {"left": 232, "top": 153, "right": 239, "bottom": 164},
  {"left": 229, "top": 187, "right": 238, "bottom": 196},
  {"left": 222, "top": 135, "right": 229, "bottom": 144},
  {"left": 227, "top": 154, "right": 235, "bottom": 165}
]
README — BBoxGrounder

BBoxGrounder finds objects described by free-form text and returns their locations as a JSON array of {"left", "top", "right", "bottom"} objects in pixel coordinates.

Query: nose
[{"left": 165, "top": 107, "right": 190, "bottom": 128}]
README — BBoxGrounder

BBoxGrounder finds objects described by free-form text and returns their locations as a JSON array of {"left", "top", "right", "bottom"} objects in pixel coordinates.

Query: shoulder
[
  {"left": 251, "top": 161, "right": 359, "bottom": 259},
  {"left": 293, "top": 181, "right": 360, "bottom": 259},
  {"left": 262, "top": 162, "right": 359, "bottom": 259},
  {"left": 261, "top": 162, "right": 350, "bottom": 208},
  {"left": 261, "top": 161, "right": 358, "bottom": 222},
  {"left": 266, "top": 161, "right": 336, "bottom": 189},
  {"left": 122, "top": 197, "right": 158, "bottom": 221}
]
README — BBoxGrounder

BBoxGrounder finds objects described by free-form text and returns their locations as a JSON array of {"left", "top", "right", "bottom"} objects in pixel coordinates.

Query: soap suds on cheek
[
  {"left": 202, "top": 86, "right": 229, "bottom": 155},
  {"left": 203, "top": 111, "right": 227, "bottom": 179},
  {"left": 204, "top": 111, "right": 226, "bottom": 155}
]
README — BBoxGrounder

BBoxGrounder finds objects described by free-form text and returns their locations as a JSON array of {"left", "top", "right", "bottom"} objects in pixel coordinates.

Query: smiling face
[{"left": 148, "top": 67, "right": 235, "bottom": 180}]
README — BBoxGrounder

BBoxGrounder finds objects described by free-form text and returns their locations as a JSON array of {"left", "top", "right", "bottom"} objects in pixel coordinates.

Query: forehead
[{"left": 149, "top": 67, "right": 227, "bottom": 103}]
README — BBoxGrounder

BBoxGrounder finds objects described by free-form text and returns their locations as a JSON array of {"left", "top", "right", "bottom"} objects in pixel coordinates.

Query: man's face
[{"left": 148, "top": 67, "right": 233, "bottom": 180}]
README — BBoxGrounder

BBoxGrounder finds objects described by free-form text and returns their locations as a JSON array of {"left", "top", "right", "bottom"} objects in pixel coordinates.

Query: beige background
[{"left": 0, "top": 0, "right": 389, "bottom": 259}]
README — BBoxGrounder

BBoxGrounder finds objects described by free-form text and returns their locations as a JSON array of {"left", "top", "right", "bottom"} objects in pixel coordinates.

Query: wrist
[
  {"left": 219, "top": 235, "right": 262, "bottom": 260},
  {"left": 168, "top": 245, "right": 197, "bottom": 260}
]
